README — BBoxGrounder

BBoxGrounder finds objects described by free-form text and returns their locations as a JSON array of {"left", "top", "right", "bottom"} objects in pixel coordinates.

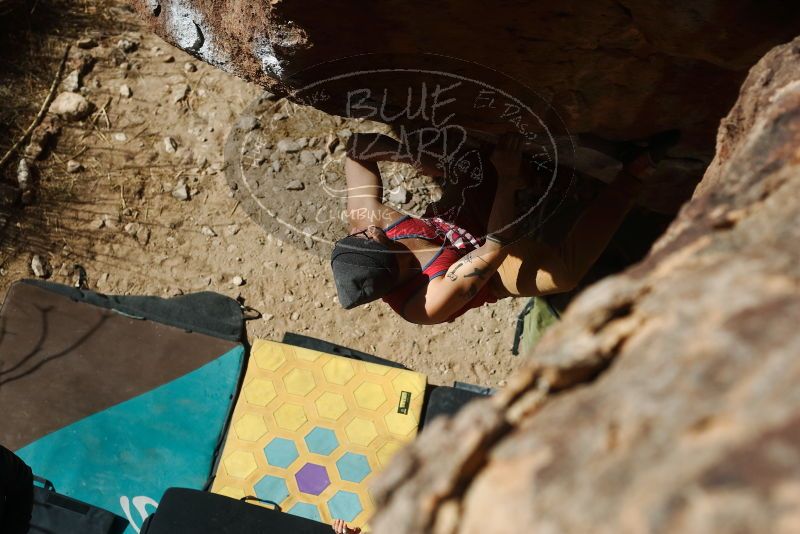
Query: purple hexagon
[{"left": 295, "top": 462, "right": 330, "bottom": 495}]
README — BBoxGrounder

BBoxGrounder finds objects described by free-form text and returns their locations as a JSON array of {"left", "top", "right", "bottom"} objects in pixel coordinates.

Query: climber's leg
[{"left": 493, "top": 170, "right": 639, "bottom": 297}]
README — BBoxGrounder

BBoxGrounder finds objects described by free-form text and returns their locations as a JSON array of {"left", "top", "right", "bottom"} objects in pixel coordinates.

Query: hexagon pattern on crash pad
[{"left": 211, "top": 339, "right": 426, "bottom": 529}]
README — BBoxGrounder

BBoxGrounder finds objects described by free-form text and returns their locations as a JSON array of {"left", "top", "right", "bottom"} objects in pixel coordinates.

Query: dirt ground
[{"left": 0, "top": 0, "right": 527, "bottom": 388}]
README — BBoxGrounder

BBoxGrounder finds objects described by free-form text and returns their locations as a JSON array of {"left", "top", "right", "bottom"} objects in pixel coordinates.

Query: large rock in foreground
[{"left": 369, "top": 38, "right": 800, "bottom": 534}]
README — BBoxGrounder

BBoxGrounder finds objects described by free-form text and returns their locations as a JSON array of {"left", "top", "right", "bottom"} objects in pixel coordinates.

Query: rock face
[
  {"left": 131, "top": 1, "right": 799, "bottom": 215},
  {"left": 132, "top": 1, "right": 798, "bottom": 146},
  {"left": 368, "top": 37, "right": 800, "bottom": 533}
]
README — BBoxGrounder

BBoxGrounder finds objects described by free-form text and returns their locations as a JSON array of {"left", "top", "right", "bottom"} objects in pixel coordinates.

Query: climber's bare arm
[
  {"left": 403, "top": 242, "right": 509, "bottom": 324},
  {"left": 344, "top": 135, "right": 403, "bottom": 230},
  {"left": 344, "top": 131, "right": 445, "bottom": 229},
  {"left": 403, "top": 184, "right": 515, "bottom": 324},
  {"left": 403, "top": 134, "right": 525, "bottom": 324}
]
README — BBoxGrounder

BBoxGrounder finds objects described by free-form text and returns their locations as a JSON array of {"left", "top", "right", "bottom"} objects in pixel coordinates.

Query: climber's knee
[{"left": 554, "top": 270, "right": 581, "bottom": 293}]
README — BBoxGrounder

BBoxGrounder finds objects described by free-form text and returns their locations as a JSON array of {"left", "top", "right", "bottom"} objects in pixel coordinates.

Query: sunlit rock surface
[{"left": 369, "top": 37, "right": 800, "bottom": 534}]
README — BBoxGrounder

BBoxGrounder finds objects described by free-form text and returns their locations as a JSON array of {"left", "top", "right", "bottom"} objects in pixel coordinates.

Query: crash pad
[
  {"left": 210, "top": 339, "right": 427, "bottom": 529},
  {"left": 1, "top": 281, "right": 245, "bottom": 533}
]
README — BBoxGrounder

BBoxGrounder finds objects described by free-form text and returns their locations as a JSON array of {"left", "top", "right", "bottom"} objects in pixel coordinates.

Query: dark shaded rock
[
  {"left": 130, "top": 0, "right": 799, "bottom": 151},
  {"left": 370, "top": 37, "right": 800, "bottom": 534},
  {"left": 24, "top": 116, "right": 61, "bottom": 160},
  {"left": 76, "top": 37, "right": 98, "bottom": 49},
  {"left": 0, "top": 182, "right": 20, "bottom": 208}
]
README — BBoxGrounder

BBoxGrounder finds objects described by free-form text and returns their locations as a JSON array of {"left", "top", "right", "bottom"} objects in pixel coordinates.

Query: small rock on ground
[
  {"left": 285, "top": 180, "right": 304, "bottom": 191},
  {"left": 49, "top": 92, "right": 91, "bottom": 121},
  {"left": 299, "top": 150, "right": 317, "bottom": 165},
  {"left": 31, "top": 255, "right": 49, "bottom": 278},
  {"left": 61, "top": 70, "right": 81, "bottom": 92},
  {"left": 170, "top": 84, "right": 190, "bottom": 104},
  {"left": 116, "top": 38, "right": 138, "bottom": 53},
  {"left": 136, "top": 227, "right": 150, "bottom": 246},
  {"left": 388, "top": 186, "right": 411, "bottom": 204},
  {"left": 277, "top": 139, "right": 301, "bottom": 153},
  {"left": 238, "top": 116, "right": 259, "bottom": 131},
  {"left": 172, "top": 182, "right": 190, "bottom": 201},
  {"left": 16, "top": 159, "right": 31, "bottom": 193},
  {"left": 76, "top": 37, "right": 98, "bottom": 49},
  {"left": 66, "top": 160, "right": 82, "bottom": 173},
  {"left": 163, "top": 137, "right": 178, "bottom": 153}
]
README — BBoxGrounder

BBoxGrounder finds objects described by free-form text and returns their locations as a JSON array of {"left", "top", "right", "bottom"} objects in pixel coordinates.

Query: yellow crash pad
[{"left": 211, "top": 339, "right": 426, "bottom": 528}]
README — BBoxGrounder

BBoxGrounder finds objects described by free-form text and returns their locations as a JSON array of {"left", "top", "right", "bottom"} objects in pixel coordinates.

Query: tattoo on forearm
[
  {"left": 447, "top": 253, "right": 489, "bottom": 283},
  {"left": 446, "top": 262, "right": 464, "bottom": 281},
  {"left": 464, "top": 267, "right": 487, "bottom": 280}
]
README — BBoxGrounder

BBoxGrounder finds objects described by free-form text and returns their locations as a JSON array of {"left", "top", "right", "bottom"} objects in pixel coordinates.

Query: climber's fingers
[
  {"left": 496, "top": 132, "right": 526, "bottom": 152},
  {"left": 491, "top": 132, "right": 527, "bottom": 178}
]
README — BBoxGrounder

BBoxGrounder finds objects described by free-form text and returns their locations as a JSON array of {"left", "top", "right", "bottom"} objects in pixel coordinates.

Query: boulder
[
  {"left": 369, "top": 37, "right": 800, "bottom": 534},
  {"left": 130, "top": 1, "right": 800, "bottom": 214},
  {"left": 130, "top": 1, "right": 799, "bottom": 147}
]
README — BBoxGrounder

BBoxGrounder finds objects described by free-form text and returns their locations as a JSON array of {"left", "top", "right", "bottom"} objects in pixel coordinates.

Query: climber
[{"left": 330, "top": 130, "right": 666, "bottom": 324}]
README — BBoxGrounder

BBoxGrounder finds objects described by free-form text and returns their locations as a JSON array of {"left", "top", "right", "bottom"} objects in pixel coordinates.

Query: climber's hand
[
  {"left": 332, "top": 518, "right": 362, "bottom": 534},
  {"left": 491, "top": 133, "right": 526, "bottom": 185}
]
